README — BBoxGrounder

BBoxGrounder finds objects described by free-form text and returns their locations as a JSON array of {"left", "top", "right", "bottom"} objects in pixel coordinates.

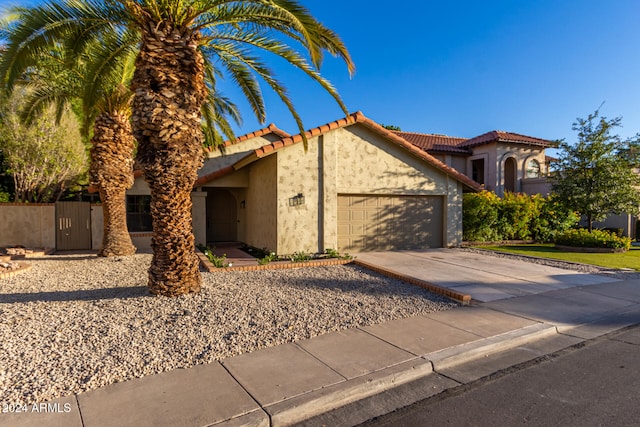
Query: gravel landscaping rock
[{"left": 0, "top": 253, "right": 457, "bottom": 405}]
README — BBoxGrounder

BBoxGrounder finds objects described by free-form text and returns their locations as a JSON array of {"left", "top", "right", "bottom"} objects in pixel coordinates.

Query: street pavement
[
  {"left": 359, "top": 325, "right": 640, "bottom": 426},
  {"left": 2, "top": 249, "right": 639, "bottom": 427}
]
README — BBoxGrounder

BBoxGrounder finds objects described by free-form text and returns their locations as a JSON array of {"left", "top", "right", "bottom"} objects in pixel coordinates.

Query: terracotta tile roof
[
  {"left": 193, "top": 165, "right": 235, "bottom": 187},
  {"left": 459, "top": 131, "right": 554, "bottom": 148},
  {"left": 394, "top": 130, "right": 553, "bottom": 154},
  {"left": 204, "top": 123, "right": 290, "bottom": 153},
  {"left": 393, "top": 131, "right": 468, "bottom": 153},
  {"left": 231, "top": 112, "right": 482, "bottom": 192}
]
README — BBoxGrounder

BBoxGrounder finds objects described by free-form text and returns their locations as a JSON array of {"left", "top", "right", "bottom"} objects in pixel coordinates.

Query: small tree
[
  {"left": 0, "top": 89, "right": 87, "bottom": 202},
  {"left": 552, "top": 110, "right": 640, "bottom": 231}
]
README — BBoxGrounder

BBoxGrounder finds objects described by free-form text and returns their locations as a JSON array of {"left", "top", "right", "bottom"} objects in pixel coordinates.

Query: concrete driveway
[{"left": 354, "top": 249, "right": 621, "bottom": 302}]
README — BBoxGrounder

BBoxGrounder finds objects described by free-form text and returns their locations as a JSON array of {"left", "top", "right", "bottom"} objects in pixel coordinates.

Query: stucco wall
[
  {"left": 495, "top": 144, "right": 547, "bottom": 196},
  {"left": 334, "top": 126, "right": 448, "bottom": 194},
  {"left": 245, "top": 154, "right": 278, "bottom": 251},
  {"left": 588, "top": 214, "right": 635, "bottom": 238},
  {"left": 468, "top": 143, "right": 497, "bottom": 191},
  {"left": 201, "top": 169, "right": 249, "bottom": 188},
  {"left": 91, "top": 204, "right": 104, "bottom": 250},
  {"left": 201, "top": 135, "right": 282, "bottom": 175},
  {"left": 276, "top": 138, "right": 321, "bottom": 254},
  {"left": 451, "top": 156, "right": 467, "bottom": 175},
  {"left": 272, "top": 125, "right": 464, "bottom": 252},
  {"left": 0, "top": 204, "right": 56, "bottom": 248},
  {"left": 191, "top": 191, "right": 207, "bottom": 246},
  {"left": 521, "top": 177, "right": 552, "bottom": 196},
  {"left": 128, "top": 176, "right": 151, "bottom": 195}
]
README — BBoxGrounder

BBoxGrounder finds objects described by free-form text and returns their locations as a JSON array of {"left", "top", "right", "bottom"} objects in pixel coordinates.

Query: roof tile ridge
[
  {"left": 201, "top": 123, "right": 292, "bottom": 152},
  {"left": 394, "top": 129, "right": 466, "bottom": 139},
  {"left": 251, "top": 112, "right": 361, "bottom": 158},
  {"left": 495, "top": 130, "right": 553, "bottom": 142}
]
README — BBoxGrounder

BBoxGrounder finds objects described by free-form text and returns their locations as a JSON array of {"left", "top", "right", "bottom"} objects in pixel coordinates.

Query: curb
[
  {"left": 254, "top": 323, "right": 557, "bottom": 426},
  {"left": 0, "top": 262, "right": 32, "bottom": 279},
  {"left": 425, "top": 323, "right": 558, "bottom": 370},
  {"left": 264, "top": 358, "right": 434, "bottom": 426},
  {"left": 352, "top": 259, "right": 472, "bottom": 305}
]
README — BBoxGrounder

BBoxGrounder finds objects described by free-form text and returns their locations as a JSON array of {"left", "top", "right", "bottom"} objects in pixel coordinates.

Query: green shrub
[
  {"left": 530, "top": 194, "right": 579, "bottom": 242},
  {"left": 602, "top": 227, "right": 623, "bottom": 238},
  {"left": 257, "top": 252, "right": 278, "bottom": 265},
  {"left": 290, "top": 251, "right": 312, "bottom": 262},
  {"left": 496, "top": 192, "right": 536, "bottom": 240},
  {"left": 0, "top": 191, "right": 10, "bottom": 203},
  {"left": 197, "top": 244, "right": 230, "bottom": 267},
  {"left": 555, "top": 228, "right": 631, "bottom": 250},
  {"left": 463, "top": 192, "right": 579, "bottom": 243},
  {"left": 463, "top": 191, "right": 500, "bottom": 241},
  {"left": 324, "top": 248, "right": 353, "bottom": 260}
]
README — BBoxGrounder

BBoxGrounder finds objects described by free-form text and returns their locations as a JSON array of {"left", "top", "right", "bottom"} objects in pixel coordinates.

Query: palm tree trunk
[
  {"left": 130, "top": 22, "right": 206, "bottom": 296},
  {"left": 90, "top": 111, "right": 136, "bottom": 257}
]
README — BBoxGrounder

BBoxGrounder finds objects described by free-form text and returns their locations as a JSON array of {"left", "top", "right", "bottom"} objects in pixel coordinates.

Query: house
[
  {"left": 392, "top": 130, "right": 555, "bottom": 197},
  {"left": 126, "top": 112, "right": 481, "bottom": 253}
]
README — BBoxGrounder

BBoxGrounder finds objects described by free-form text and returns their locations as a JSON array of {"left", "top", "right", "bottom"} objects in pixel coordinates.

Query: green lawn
[{"left": 481, "top": 244, "right": 640, "bottom": 271}]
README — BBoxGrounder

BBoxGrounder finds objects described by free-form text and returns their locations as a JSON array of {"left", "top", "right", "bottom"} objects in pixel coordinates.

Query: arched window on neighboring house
[{"left": 526, "top": 159, "right": 542, "bottom": 178}]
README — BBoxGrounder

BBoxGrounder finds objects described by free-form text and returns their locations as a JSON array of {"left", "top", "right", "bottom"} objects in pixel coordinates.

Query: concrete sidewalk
[{"left": 3, "top": 268, "right": 640, "bottom": 426}]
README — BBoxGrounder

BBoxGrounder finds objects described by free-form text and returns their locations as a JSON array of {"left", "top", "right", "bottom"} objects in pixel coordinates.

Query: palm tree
[
  {"left": 2, "top": 32, "right": 140, "bottom": 257},
  {"left": 2, "top": 16, "right": 238, "bottom": 259},
  {"left": 1, "top": 0, "right": 354, "bottom": 296}
]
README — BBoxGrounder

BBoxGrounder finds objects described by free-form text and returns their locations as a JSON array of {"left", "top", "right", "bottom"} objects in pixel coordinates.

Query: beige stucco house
[
  {"left": 127, "top": 112, "right": 481, "bottom": 253},
  {"left": 394, "top": 130, "right": 555, "bottom": 197}
]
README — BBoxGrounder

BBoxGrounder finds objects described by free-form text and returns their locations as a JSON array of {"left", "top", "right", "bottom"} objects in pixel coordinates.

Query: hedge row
[
  {"left": 463, "top": 191, "right": 579, "bottom": 242},
  {"left": 555, "top": 228, "right": 631, "bottom": 250}
]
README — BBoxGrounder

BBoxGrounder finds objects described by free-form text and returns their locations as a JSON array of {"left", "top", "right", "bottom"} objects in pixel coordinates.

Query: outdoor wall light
[{"left": 289, "top": 193, "right": 305, "bottom": 206}]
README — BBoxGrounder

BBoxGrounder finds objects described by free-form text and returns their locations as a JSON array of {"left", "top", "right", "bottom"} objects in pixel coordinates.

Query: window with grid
[{"left": 126, "top": 195, "right": 152, "bottom": 232}]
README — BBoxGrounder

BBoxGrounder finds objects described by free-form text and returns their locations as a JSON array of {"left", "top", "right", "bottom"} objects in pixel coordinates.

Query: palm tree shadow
[
  {"left": 0, "top": 286, "right": 152, "bottom": 304},
  {"left": 18, "top": 256, "right": 98, "bottom": 262}
]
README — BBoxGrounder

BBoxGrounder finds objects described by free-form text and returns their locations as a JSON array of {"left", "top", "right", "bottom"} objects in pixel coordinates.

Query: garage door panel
[{"left": 337, "top": 195, "right": 443, "bottom": 252}]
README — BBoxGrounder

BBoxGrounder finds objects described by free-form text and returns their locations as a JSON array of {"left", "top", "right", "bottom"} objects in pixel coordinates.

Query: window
[
  {"left": 126, "top": 195, "right": 152, "bottom": 232},
  {"left": 526, "top": 159, "right": 541, "bottom": 178},
  {"left": 471, "top": 159, "right": 485, "bottom": 185}
]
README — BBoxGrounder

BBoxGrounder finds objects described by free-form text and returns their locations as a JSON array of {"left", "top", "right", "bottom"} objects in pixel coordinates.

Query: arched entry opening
[
  {"left": 504, "top": 157, "right": 517, "bottom": 193},
  {"left": 206, "top": 189, "right": 237, "bottom": 243}
]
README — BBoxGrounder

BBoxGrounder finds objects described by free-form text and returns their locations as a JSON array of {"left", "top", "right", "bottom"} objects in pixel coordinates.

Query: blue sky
[
  {"left": 222, "top": 0, "right": 640, "bottom": 145},
  {"left": 6, "top": 0, "right": 640, "bottom": 145}
]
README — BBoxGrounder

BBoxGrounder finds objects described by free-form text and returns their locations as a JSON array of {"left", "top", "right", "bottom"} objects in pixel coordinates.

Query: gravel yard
[{"left": 0, "top": 253, "right": 458, "bottom": 405}]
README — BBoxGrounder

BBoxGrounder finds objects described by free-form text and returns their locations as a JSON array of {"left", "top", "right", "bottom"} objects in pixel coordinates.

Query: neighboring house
[
  {"left": 393, "top": 130, "right": 555, "bottom": 197},
  {"left": 126, "top": 112, "right": 481, "bottom": 253}
]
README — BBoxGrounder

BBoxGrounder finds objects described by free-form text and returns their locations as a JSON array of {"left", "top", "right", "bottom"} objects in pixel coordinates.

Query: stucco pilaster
[
  {"left": 321, "top": 133, "right": 339, "bottom": 252},
  {"left": 446, "top": 176, "right": 463, "bottom": 246},
  {"left": 190, "top": 190, "right": 207, "bottom": 246}
]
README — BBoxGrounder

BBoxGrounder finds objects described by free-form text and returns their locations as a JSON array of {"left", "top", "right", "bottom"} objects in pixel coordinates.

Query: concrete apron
[{"left": 353, "top": 248, "right": 621, "bottom": 302}]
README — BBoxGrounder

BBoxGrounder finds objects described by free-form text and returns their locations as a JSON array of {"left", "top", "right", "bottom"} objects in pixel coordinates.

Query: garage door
[{"left": 337, "top": 195, "right": 443, "bottom": 252}]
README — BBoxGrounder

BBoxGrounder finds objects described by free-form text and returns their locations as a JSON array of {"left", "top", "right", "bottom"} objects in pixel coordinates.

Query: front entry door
[{"left": 206, "top": 189, "right": 237, "bottom": 242}]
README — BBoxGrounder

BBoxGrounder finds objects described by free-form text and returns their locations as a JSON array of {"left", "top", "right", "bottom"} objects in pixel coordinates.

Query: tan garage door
[{"left": 337, "top": 195, "right": 443, "bottom": 252}]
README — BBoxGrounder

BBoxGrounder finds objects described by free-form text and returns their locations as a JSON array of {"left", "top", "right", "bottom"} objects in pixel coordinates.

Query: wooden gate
[{"left": 55, "top": 202, "right": 92, "bottom": 250}]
